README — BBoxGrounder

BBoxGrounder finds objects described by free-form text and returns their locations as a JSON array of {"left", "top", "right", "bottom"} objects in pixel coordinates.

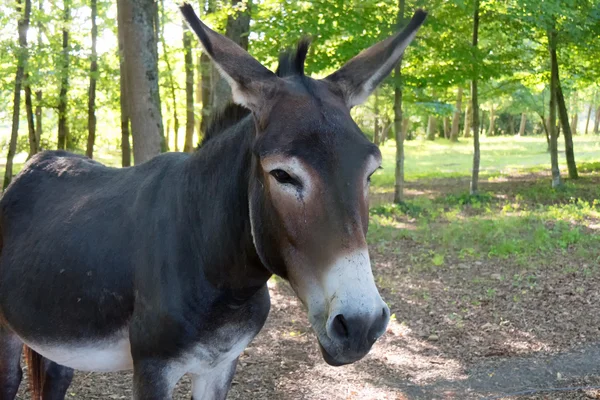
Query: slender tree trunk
[
  {"left": 479, "top": 110, "right": 485, "bottom": 136},
  {"left": 426, "top": 116, "right": 436, "bottom": 140},
  {"left": 374, "top": 89, "right": 380, "bottom": 145},
  {"left": 470, "top": 0, "right": 480, "bottom": 195},
  {"left": 585, "top": 103, "right": 592, "bottom": 135},
  {"left": 393, "top": 0, "right": 405, "bottom": 204},
  {"left": 518, "top": 113, "right": 526, "bottom": 136},
  {"left": 570, "top": 91, "right": 578, "bottom": 136},
  {"left": 450, "top": 87, "right": 462, "bottom": 142},
  {"left": 34, "top": 0, "right": 42, "bottom": 149},
  {"left": 540, "top": 114, "right": 550, "bottom": 151},
  {"left": 35, "top": 90, "right": 42, "bottom": 147},
  {"left": 183, "top": 22, "right": 195, "bottom": 152},
  {"left": 57, "top": 0, "right": 70, "bottom": 151},
  {"left": 488, "top": 104, "right": 495, "bottom": 136},
  {"left": 547, "top": 27, "right": 562, "bottom": 187},
  {"left": 24, "top": 76, "right": 37, "bottom": 159},
  {"left": 443, "top": 117, "right": 450, "bottom": 139},
  {"left": 158, "top": 0, "right": 176, "bottom": 151},
  {"left": 595, "top": 106, "right": 600, "bottom": 135},
  {"left": 508, "top": 115, "right": 515, "bottom": 135},
  {"left": 119, "top": 0, "right": 164, "bottom": 164},
  {"left": 556, "top": 85, "right": 578, "bottom": 179},
  {"left": 117, "top": 0, "right": 131, "bottom": 167},
  {"left": 5, "top": 0, "right": 32, "bottom": 190},
  {"left": 463, "top": 105, "right": 471, "bottom": 138},
  {"left": 86, "top": 0, "right": 98, "bottom": 159}
]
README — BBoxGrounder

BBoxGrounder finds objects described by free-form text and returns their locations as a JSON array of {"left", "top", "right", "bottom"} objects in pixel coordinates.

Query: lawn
[{"left": 370, "top": 134, "right": 600, "bottom": 189}]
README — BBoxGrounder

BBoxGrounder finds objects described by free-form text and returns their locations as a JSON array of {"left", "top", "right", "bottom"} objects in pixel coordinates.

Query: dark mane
[
  {"left": 276, "top": 37, "right": 311, "bottom": 78},
  {"left": 200, "top": 103, "right": 251, "bottom": 146}
]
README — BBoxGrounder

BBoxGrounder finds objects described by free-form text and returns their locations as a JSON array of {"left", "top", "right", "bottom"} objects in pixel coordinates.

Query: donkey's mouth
[{"left": 318, "top": 342, "right": 351, "bottom": 367}]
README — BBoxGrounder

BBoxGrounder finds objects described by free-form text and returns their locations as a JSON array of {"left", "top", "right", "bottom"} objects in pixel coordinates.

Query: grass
[{"left": 370, "top": 135, "right": 600, "bottom": 189}]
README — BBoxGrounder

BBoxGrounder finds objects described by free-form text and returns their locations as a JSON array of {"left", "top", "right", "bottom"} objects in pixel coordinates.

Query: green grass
[{"left": 370, "top": 135, "right": 600, "bottom": 189}]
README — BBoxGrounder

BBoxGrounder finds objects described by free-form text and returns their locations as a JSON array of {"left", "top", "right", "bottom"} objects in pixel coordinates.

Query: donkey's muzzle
[{"left": 321, "top": 302, "right": 390, "bottom": 365}]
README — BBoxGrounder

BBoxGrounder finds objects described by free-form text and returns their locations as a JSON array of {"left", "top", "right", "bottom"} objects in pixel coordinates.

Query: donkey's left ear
[
  {"left": 180, "top": 3, "right": 280, "bottom": 112},
  {"left": 324, "top": 10, "right": 427, "bottom": 109}
]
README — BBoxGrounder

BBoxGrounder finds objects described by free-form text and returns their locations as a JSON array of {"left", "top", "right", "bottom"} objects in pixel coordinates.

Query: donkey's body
[
  {"left": 0, "top": 114, "right": 271, "bottom": 398},
  {"left": 0, "top": 4, "right": 426, "bottom": 399}
]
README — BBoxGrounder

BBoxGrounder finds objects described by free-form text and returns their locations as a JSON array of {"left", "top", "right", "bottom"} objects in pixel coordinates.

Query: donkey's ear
[
  {"left": 324, "top": 10, "right": 427, "bottom": 109},
  {"left": 180, "top": 3, "right": 279, "bottom": 111}
]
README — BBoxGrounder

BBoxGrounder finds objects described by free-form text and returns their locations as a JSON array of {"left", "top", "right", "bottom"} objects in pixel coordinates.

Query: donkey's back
[{"left": 0, "top": 150, "right": 188, "bottom": 342}]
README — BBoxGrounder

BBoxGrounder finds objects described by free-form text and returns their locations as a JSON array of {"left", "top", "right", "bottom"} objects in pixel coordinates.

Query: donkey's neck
[{"left": 182, "top": 115, "right": 271, "bottom": 298}]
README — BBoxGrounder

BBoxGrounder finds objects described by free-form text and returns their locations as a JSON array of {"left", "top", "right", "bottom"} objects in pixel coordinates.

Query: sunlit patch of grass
[{"left": 371, "top": 135, "right": 600, "bottom": 188}]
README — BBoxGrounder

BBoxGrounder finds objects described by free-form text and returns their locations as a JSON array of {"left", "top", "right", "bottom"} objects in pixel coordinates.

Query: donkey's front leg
[
  {"left": 190, "top": 359, "right": 238, "bottom": 400},
  {"left": 133, "top": 359, "right": 183, "bottom": 400}
]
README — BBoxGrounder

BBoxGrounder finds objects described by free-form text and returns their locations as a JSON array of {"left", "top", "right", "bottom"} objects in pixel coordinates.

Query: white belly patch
[{"left": 24, "top": 331, "right": 133, "bottom": 372}]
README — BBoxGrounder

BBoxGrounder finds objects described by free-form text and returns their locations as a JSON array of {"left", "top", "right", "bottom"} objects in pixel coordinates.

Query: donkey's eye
[{"left": 270, "top": 169, "right": 300, "bottom": 186}]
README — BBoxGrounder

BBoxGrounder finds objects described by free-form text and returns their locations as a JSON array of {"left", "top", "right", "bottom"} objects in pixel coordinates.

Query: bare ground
[{"left": 16, "top": 174, "right": 600, "bottom": 399}]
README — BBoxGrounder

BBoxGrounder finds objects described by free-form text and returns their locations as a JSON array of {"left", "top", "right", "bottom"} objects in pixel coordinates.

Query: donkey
[{"left": 0, "top": 4, "right": 426, "bottom": 399}]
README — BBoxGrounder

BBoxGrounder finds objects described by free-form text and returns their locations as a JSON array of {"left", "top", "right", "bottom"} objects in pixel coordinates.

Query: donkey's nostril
[{"left": 331, "top": 314, "right": 349, "bottom": 339}]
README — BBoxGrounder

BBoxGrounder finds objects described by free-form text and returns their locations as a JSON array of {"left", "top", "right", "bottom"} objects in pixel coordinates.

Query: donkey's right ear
[{"left": 180, "top": 3, "right": 280, "bottom": 112}]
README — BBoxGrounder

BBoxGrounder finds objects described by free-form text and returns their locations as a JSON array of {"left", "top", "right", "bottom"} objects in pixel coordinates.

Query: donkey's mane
[
  {"left": 276, "top": 37, "right": 311, "bottom": 78},
  {"left": 200, "top": 103, "right": 251, "bottom": 146},
  {"left": 201, "top": 38, "right": 312, "bottom": 146}
]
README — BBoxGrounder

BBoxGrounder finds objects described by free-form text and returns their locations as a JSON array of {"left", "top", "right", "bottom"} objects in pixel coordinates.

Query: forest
[{"left": 2, "top": 0, "right": 600, "bottom": 398}]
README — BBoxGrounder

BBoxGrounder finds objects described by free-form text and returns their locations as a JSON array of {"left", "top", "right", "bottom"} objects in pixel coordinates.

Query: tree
[
  {"left": 86, "top": 0, "right": 99, "bottom": 159},
  {"left": 556, "top": 85, "right": 578, "bottom": 178},
  {"left": 117, "top": 0, "right": 131, "bottom": 167},
  {"left": 57, "top": 0, "right": 71, "bottom": 151},
  {"left": 118, "top": 0, "right": 164, "bottom": 164},
  {"left": 393, "top": 0, "right": 406, "bottom": 203},
  {"left": 470, "top": 0, "right": 480, "bottom": 195},
  {"left": 183, "top": 22, "right": 195, "bottom": 153},
  {"left": 158, "top": 0, "right": 178, "bottom": 152},
  {"left": 4, "top": 0, "right": 33, "bottom": 190},
  {"left": 547, "top": 26, "right": 562, "bottom": 188},
  {"left": 450, "top": 87, "right": 463, "bottom": 142}
]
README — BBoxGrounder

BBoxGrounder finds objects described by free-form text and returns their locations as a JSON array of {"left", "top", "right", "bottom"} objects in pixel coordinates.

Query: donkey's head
[{"left": 182, "top": 3, "right": 426, "bottom": 366}]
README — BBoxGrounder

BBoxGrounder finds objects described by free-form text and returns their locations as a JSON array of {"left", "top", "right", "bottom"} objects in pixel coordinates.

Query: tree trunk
[
  {"left": 463, "top": 105, "right": 471, "bottom": 138},
  {"left": 540, "top": 114, "right": 550, "bottom": 151},
  {"left": 508, "top": 115, "right": 515, "bottom": 135},
  {"left": 374, "top": 89, "right": 380, "bottom": 145},
  {"left": 469, "top": 0, "right": 480, "bottom": 195},
  {"left": 584, "top": 103, "right": 592, "bottom": 135},
  {"left": 158, "top": 0, "right": 176, "bottom": 151},
  {"left": 393, "top": 0, "right": 405, "bottom": 204},
  {"left": 595, "top": 106, "right": 600, "bottom": 135},
  {"left": 547, "top": 27, "right": 562, "bottom": 188},
  {"left": 556, "top": 85, "right": 578, "bottom": 179},
  {"left": 119, "top": 0, "right": 164, "bottom": 164},
  {"left": 488, "top": 104, "right": 495, "bottom": 136},
  {"left": 479, "top": 109, "right": 485, "bottom": 136},
  {"left": 4, "top": 0, "right": 32, "bottom": 190},
  {"left": 24, "top": 76, "right": 37, "bottom": 159},
  {"left": 518, "top": 113, "right": 526, "bottom": 136},
  {"left": 117, "top": 0, "right": 131, "bottom": 167},
  {"left": 86, "top": 0, "right": 98, "bottom": 159},
  {"left": 34, "top": 0, "right": 42, "bottom": 150},
  {"left": 426, "top": 116, "right": 436, "bottom": 140},
  {"left": 450, "top": 87, "right": 462, "bottom": 142},
  {"left": 183, "top": 22, "right": 195, "bottom": 153},
  {"left": 443, "top": 117, "right": 450, "bottom": 139},
  {"left": 570, "top": 91, "right": 577, "bottom": 136},
  {"left": 57, "top": 0, "right": 70, "bottom": 151}
]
